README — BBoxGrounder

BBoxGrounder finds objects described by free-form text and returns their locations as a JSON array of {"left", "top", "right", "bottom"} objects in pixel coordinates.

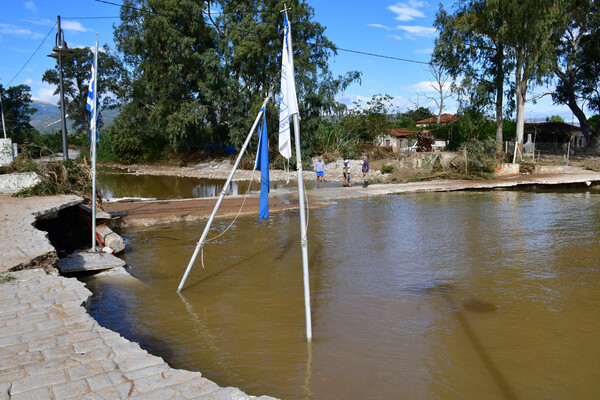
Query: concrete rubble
[{"left": 57, "top": 251, "right": 126, "bottom": 274}]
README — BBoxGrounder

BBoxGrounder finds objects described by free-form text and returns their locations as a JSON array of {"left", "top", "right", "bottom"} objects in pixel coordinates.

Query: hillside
[{"left": 29, "top": 100, "right": 117, "bottom": 135}]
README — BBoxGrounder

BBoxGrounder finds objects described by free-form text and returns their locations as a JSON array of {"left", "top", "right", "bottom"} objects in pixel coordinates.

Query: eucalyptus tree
[
  {"left": 500, "top": 0, "right": 569, "bottom": 160},
  {"left": 111, "top": 0, "right": 359, "bottom": 160},
  {"left": 433, "top": 0, "right": 511, "bottom": 152},
  {"left": 553, "top": 0, "right": 600, "bottom": 149},
  {"left": 43, "top": 46, "right": 124, "bottom": 135}
]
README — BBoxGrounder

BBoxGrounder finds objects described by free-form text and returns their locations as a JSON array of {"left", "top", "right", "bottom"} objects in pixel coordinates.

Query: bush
[
  {"left": 381, "top": 164, "right": 394, "bottom": 174},
  {"left": 459, "top": 138, "right": 499, "bottom": 174},
  {"left": 0, "top": 154, "right": 38, "bottom": 174}
]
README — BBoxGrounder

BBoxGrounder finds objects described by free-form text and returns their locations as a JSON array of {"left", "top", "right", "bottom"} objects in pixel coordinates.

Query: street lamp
[{"left": 48, "top": 15, "right": 73, "bottom": 162}]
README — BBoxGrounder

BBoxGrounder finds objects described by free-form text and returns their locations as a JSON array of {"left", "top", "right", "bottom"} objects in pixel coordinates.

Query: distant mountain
[{"left": 30, "top": 100, "right": 118, "bottom": 135}]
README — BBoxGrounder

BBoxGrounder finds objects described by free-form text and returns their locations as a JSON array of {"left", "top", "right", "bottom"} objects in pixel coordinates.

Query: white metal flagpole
[
  {"left": 177, "top": 93, "right": 272, "bottom": 293},
  {"left": 91, "top": 38, "right": 99, "bottom": 250},
  {"left": 284, "top": 7, "right": 313, "bottom": 342}
]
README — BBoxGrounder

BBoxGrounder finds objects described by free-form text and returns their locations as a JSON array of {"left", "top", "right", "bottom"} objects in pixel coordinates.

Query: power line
[
  {"left": 7, "top": 23, "right": 57, "bottom": 87},
  {"left": 89, "top": 0, "right": 431, "bottom": 66}
]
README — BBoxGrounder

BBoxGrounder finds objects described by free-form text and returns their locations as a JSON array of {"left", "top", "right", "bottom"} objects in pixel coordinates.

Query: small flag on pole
[
  {"left": 278, "top": 11, "right": 298, "bottom": 160},
  {"left": 254, "top": 109, "right": 269, "bottom": 226},
  {"left": 86, "top": 49, "right": 98, "bottom": 143}
]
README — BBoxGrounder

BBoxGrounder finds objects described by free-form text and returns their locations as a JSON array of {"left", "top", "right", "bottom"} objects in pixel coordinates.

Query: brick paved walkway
[{"left": 0, "top": 269, "right": 275, "bottom": 399}]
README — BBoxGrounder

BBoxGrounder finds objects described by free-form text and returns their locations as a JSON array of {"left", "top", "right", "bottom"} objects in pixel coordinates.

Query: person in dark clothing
[{"left": 362, "top": 155, "right": 369, "bottom": 188}]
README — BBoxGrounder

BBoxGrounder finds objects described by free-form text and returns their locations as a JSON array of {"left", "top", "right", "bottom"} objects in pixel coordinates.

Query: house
[
  {"left": 376, "top": 129, "right": 447, "bottom": 152},
  {"left": 415, "top": 113, "right": 458, "bottom": 127},
  {"left": 524, "top": 122, "right": 585, "bottom": 151},
  {"left": 376, "top": 128, "right": 418, "bottom": 152}
]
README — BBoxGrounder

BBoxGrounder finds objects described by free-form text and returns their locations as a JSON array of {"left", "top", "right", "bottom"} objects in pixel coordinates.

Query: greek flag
[
  {"left": 86, "top": 48, "right": 98, "bottom": 143},
  {"left": 254, "top": 109, "right": 269, "bottom": 226},
  {"left": 278, "top": 12, "right": 298, "bottom": 159}
]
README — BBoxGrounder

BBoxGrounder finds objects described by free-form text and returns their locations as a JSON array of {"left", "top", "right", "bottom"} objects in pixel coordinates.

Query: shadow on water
[{"left": 430, "top": 284, "right": 518, "bottom": 400}]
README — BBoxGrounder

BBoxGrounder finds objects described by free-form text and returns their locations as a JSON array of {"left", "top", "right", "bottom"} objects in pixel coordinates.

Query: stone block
[
  {"left": 68, "top": 359, "right": 117, "bottom": 381},
  {"left": 114, "top": 353, "right": 164, "bottom": 373},
  {"left": 96, "top": 225, "right": 125, "bottom": 254},
  {"left": 85, "top": 371, "right": 128, "bottom": 391},
  {"left": 9, "top": 369, "right": 67, "bottom": 394},
  {"left": 51, "top": 379, "right": 91, "bottom": 398},
  {"left": 9, "top": 386, "right": 52, "bottom": 400}
]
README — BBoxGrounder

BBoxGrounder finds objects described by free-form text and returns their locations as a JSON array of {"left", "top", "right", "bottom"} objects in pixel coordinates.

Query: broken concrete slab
[
  {"left": 57, "top": 250, "right": 125, "bottom": 274},
  {"left": 77, "top": 203, "right": 113, "bottom": 221}
]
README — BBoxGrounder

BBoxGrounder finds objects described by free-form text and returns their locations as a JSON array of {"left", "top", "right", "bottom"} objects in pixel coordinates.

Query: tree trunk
[
  {"left": 514, "top": 61, "right": 527, "bottom": 163},
  {"left": 495, "top": 43, "right": 504, "bottom": 153}
]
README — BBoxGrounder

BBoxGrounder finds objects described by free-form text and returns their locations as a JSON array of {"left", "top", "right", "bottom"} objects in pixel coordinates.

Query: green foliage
[
  {"left": 459, "top": 138, "right": 499, "bottom": 174},
  {"left": 381, "top": 164, "right": 394, "bottom": 174},
  {"left": 42, "top": 46, "right": 125, "bottom": 136},
  {"left": 0, "top": 84, "right": 38, "bottom": 144},
  {"left": 0, "top": 275, "right": 15, "bottom": 284},
  {"left": 308, "top": 121, "right": 360, "bottom": 159},
  {"left": 0, "top": 154, "right": 38, "bottom": 174},
  {"left": 341, "top": 94, "right": 395, "bottom": 143},
  {"left": 447, "top": 111, "right": 497, "bottom": 150},
  {"left": 547, "top": 115, "right": 565, "bottom": 123},
  {"left": 589, "top": 115, "right": 599, "bottom": 132}
]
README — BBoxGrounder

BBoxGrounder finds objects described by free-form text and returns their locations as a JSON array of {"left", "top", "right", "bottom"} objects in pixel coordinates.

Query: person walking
[
  {"left": 314, "top": 155, "right": 326, "bottom": 187},
  {"left": 342, "top": 156, "right": 351, "bottom": 187},
  {"left": 362, "top": 155, "right": 369, "bottom": 188}
]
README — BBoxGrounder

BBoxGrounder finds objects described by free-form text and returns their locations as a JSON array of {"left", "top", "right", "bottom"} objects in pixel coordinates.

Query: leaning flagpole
[
  {"left": 177, "top": 93, "right": 272, "bottom": 293},
  {"left": 282, "top": 7, "right": 313, "bottom": 342},
  {"left": 90, "top": 38, "right": 99, "bottom": 250}
]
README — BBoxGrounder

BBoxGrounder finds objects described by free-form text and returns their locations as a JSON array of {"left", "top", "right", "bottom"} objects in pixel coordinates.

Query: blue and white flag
[
  {"left": 254, "top": 109, "right": 269, "bottom": 226},
  {"left": 86, "top": 47, "right": 98, "bottom": 143},
  {"left": 278, "top": 12, "right": 298, "bottom": 160}
]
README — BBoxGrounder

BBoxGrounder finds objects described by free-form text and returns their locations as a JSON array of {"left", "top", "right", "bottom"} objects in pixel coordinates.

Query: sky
[{"left": 0, "top": 0, "right": 580, "bottom": 123}]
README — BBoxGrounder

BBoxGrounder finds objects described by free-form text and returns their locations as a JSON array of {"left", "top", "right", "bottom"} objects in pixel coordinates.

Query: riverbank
[
  {"left": 102, "top": 166, "right": 600, "bottom": 227},
  {"left": 0, "top": 194, "right": 276, "bottom": 399}
]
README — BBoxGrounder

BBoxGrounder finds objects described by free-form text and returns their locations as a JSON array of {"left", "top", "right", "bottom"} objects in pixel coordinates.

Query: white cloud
[
  {"left": 367, "top": 23, "right": 392, "bottom": 30},
  {"left": 369, "top": 22, "right": 436, "bottom": 40},
  {"left": 409, "top": 79, "right": 453, "bottom": 94},
  {"left": 25, "top": 1, "right": 37, "bottom": 13},
  {"left": 24, "top": 78, "right": 34, "bottom": 85},
  {"left": 386, "top": 2, "right": 426, "bottom": 22},
  {"left": 61, "top": 21, "right": 87, "bottom": 32},
  {"left": 396, "top": 25, "right": 436, "bottom": 37},
  {"left": 19, "top": 18, "right": 53, "bottom": 26},
  {"left": 0, "top": 23, "right": 33, "bottom": 37},
  {"left": 34, "top": 85, "right": 59, "bottom": 104}
]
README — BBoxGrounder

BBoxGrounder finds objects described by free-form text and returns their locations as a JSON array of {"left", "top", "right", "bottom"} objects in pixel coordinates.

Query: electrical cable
[{"left": 6, "top": 23, "right": 57, "bottom": 87}]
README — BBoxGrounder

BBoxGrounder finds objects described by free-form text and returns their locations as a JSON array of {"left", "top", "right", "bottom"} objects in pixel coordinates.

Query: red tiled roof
[
  {"left": 416, "top": 113, "right": 458, "bottom": 124},
  {"left": 387, "top": 128, "right": 418, "bottom": 137}
]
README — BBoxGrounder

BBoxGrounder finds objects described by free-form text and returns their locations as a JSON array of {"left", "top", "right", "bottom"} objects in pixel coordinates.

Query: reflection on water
[
  {"left": 83, "top": 190, "right": 600, "bottom": 399},
  {"left": 98, "top": 173, "right": 262, "bottom": 200},
  {"left": 98, "top": 170, "right": 340, "bottom": 200}
]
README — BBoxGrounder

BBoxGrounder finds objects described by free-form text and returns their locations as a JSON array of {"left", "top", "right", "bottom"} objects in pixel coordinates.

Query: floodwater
[
  {"left": 98, "top": 168, "right": 332, "bottom": 200},
  {"left": 98, "top": 172, "right": 260, "bottom": 200},
  {"left": 83, "top": 189, "right": 600, "bottom": 399}
]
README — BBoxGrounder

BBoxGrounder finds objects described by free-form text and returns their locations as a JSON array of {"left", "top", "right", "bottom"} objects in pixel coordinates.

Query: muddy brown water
[
  {"left": 83, "top": 189, "right": 600, "bottom": 399},
  {"left": 98, "top": 170, "right": 327, "bottom": 200}
]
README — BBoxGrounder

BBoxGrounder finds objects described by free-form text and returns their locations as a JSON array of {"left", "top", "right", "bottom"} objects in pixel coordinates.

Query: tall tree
[
  {"left": 0, "top": 84, "right": 38, "bottom": 143},
  {"left": 500, "top": 0, "right": 568, "bottom": 161},
  {"left": 433, "top": 0, "right": 511, "bottom": 152},
  {"left": 42, "top": 46, "right": 124, "bottom": 135},
  {"left": 208, "top": 0, "right": 359, "bottom": 146},
  {"left": 553, "top": 0, "right": 600, "bottom": 149}
]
